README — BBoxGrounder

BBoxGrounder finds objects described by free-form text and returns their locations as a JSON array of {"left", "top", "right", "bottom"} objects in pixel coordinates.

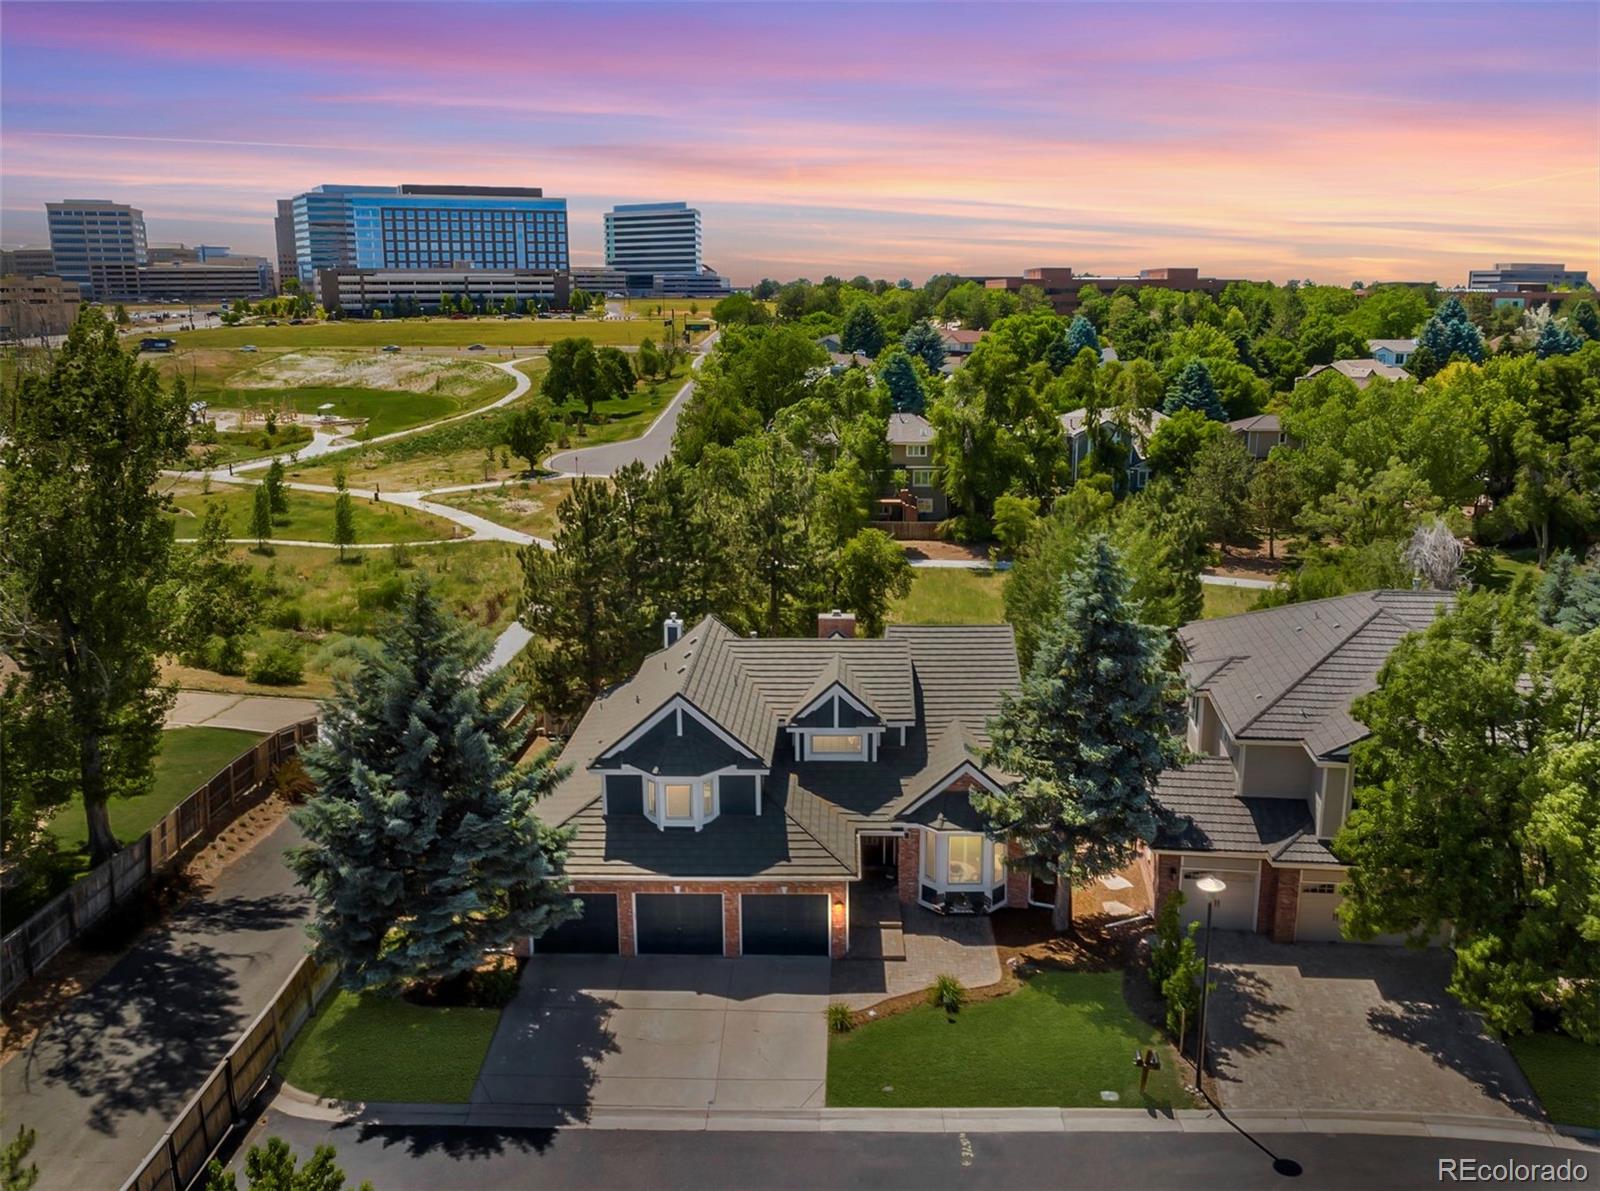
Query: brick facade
[
  {"left": 1153, "top": 852, "right": 1181, "bottom": 917},
  {"left": 1270, "top": 867, "right": 1300, "bottom": 944},
  {"left": 1005, "top": 839, "right": 1031, "bottom": 907},
  {"left": 1255, "top": 861, "right": 1278, "bottom": 936},
  {"left": 569, "top": 878, "right": 850, "bottom": 959},
  {"left": 898, "top": 830, "right": 921, "bottom": 907},
  {"left": 1149, "top": 852, "right": 1302, "bottom": 942}
]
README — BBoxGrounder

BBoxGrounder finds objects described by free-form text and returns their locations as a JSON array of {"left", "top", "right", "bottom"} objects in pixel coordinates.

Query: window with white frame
[
  {"left": 917, "top": 829, "right": 1010, "bottom": 905},
  {"left": 916, "top": 498, "right": 934, "bottom": 515},
  {"left": 947, "top": 835, "right": 984, "bottom": 885},
  {"left": 905, "top": 444, "right": 929, "bottom": 458},
  {"left": 910, "top": 468, "right": 935, "bottom": 487},
  {"left": 808, "top": 732, "right": 865, "bottom": 760},
  {"left": 644, "top": 776, "right": 718, "bottom": 829}
]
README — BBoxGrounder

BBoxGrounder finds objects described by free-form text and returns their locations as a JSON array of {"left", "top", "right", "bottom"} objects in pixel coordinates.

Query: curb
[{"left": 269, "top": 1084, "right": 1598, "bottom": 1150}]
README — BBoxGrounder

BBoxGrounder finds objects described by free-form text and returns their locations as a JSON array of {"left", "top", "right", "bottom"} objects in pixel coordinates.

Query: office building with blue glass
[{"left": 287, "top": 183, "right": 568, "bottom": 292}]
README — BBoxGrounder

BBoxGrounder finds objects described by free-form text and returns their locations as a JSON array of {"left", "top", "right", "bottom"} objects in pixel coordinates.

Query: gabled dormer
[{"left": 785, "top": 657, "right": 889, "bottom": 762}]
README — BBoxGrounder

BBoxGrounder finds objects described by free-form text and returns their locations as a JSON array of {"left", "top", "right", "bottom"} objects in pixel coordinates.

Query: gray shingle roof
[
  {"left": 1180, "top": 590, "right": 1450, "bottom": 759},
  {"left": 1152, "top": 758, "right": 1336, "bottom": 864},
  {"left": 1227, "top": 413, "right": 1281, "bottom": 434},
  {"left": 887, "top": 412, "right": 934, "bottom": 446},
  {"left": 886, "top": 624, "right": 1019, "bottom": 745},
  {"left": 562, "top": 799, "right": 855, "bottom": 879}
]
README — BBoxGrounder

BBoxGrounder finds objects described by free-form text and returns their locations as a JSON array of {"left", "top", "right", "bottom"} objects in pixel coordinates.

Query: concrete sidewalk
[
  {"left": 167, "top": 691, "right": 319, "bottom": 734},
  {"left": 1, "top": 818, "right": 313, "bottom": 1191}
]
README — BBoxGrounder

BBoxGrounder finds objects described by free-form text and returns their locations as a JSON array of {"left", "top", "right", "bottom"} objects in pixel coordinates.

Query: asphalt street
[
  {"left": 1, "top": 818, "right": 312, "bottom": 1191},
  {"left": 233, "top": 1112, "right": 1598, "bottom": 1191}
]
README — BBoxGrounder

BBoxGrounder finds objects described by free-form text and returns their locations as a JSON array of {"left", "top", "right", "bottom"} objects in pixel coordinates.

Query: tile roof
[
  {"left": 1367, "top": 338, "right": 1418, "bottom": 353},
  {"left": 1179, "top": 590, "right": 1450, "bottom": 759},
  {"left": 887, "top": 412, "right": 935, "bottom": 445},
  {"left": 1227, "top": 413, "right": 1281, "bottom": 433},
  {"left": 1151, "top": 758, "right": 1336, "bottom": 864},
  {"left": 1303, "top": 359, "right": 1409, "bottom": 385}
]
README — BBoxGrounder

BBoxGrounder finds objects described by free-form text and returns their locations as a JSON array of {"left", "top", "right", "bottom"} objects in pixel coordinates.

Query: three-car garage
[{"left": 530, "top": 887, "right": 840, "bottom": 957}]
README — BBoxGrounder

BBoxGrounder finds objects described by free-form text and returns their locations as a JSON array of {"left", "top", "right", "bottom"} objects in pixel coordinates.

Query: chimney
[
  {"left": 663, "top": 612, "right": 684, "bottom": 648},
  {"left": 818, "top": 609, "right": 856, "bottom": 639}
]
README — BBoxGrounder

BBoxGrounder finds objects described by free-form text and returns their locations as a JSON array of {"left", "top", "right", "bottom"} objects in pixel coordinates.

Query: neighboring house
[
  {"left": 815, "top": 333, "right": 843, "bottom": 353},
  {"left": 1297, "top": 359, "right": 1409, "bottom": 389},
  {"left": 1145, "top": 590, "right": 1451, "bottom": 944},
  {"left": 1226, "top": 413, "right": 1293, "bottom": 460},
  {"left": 1099, "top": 345, "right": 1119, "bottom": 364},
  {"left": 530, "top": 612, "right": 1023, "bottom": 958},
  {"left": 879, "top": 411, "right": 947, "bottom": 522},
  {"left": 1060, "top": 406, "right": 1169, "bottom": 490},
  {"left": 939, "top": 327, "right": 985, "bottom": 356},
  {"left": 1367, "top": 338, "right": 1417, "bottom": 367}
]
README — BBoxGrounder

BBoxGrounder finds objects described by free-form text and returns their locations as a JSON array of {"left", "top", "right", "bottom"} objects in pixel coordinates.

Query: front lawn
[
  {"left": 827, "top": 970, "right": 1188, "bottom": 1109},
  {"left": 1509, "top": 1032, "right": 1599, "bottom": 1129},
  {"left": 279, "top": 988, "right": 502, "bottom": 1103},
  {"left": 1200, "top": 583, "right": 1262, "bottom": 619},
  {"left": 889, "top": 568, "right": 1006, "bottom": 625}
]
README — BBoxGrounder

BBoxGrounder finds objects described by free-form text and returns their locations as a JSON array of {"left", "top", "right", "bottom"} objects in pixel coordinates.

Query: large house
[
  {"left": 881, "top": 412, "right": 946, "bottom": 522},
  {"left": 531, "top": 612, "right": 1022, "bottom": 958},
  {"left": 1061, "top": 406, "right": 1169, "bottom": 490},
  {"left": 1145, "top": 590, "right": 1450, "bottom": 944},
  {"left": 1297, "top": 358, "right": 1409, "bottom": 389}
]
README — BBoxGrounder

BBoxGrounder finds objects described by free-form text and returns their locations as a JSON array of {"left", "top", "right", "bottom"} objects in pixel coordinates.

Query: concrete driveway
[
  {"left": 473, "top": 955, "right": 828, "bottom": 1114},
  {"left": 1203, "top": 934, "right": 1540, "bottom": 1119}
]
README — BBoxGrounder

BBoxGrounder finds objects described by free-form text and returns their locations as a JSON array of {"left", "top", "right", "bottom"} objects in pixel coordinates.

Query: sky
[{"left": 2, "top": 1, "right": 1597, "bottom": 286}]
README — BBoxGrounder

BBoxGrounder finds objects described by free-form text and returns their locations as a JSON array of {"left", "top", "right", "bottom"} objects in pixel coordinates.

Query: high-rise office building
[
  {"left": 46, "top": 199, "right": 148, "bottom": 298},
  {"left": 288, "top": 183, "right": 569, "bottom": 290},
  {"left": 273, "top": 199, "right": 298, "bottom": 290},
  {"left": 604, "top": 202, "right": 703, "bottom": 275}
]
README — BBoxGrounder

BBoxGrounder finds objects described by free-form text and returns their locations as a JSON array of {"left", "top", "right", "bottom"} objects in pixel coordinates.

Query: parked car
[
  {"left": 467, "top": 343, "right": 485, "bottom": 351},
  {"left": 381, "top": 344, "right": 401, "bottom": 353},
  {"left": 289, "top": 318, "right": 306, "bottom": 325},
  {"left": 265, "top": 319, "right": 279, "bottom": 326},
  {"left": 240, "top": 344, "right": 258, "bottom": 352},
  {"left": 449, "top": 313, "right": 468, "bottom": 320}
]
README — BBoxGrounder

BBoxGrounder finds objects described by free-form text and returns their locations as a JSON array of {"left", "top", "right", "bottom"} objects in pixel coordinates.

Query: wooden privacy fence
[
  {"left": 0, "top": 718, "right": 318, "bottom": 1003},
  {"left": 123, "top": 955, "right": 339, "bottom": 1191}
]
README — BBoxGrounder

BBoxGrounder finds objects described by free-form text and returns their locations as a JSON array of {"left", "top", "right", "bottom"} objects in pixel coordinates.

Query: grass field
[
  {"left": 4, "top": 726, "right": 264, "bottom": 931},
  {"left": 1200, "top": 583, "right": 1263, "bottom": 619},
  {"left": 827, "top": 970, "right": 1189, "bottom": 1109},
  {"left": 194, "top": 423, "right": 315, "bottom": 467},
  {"left": 889, "top": 567, "right": 1006, "bottom": 624},
  {"left": 280, "top": 989, "right": 502, "bottom": 1103},
  {"left": 428, "top": 478, "right": 575, "bottom": 540},
  {"left": 169, "top": 483, "right": 465, "bottom": 544},
  {"left": 172, "top": 316, "right": 676, "bottom": 350},
  {"left": 1508, "top": 1032, "right": 1600, "bottom": 1129}
]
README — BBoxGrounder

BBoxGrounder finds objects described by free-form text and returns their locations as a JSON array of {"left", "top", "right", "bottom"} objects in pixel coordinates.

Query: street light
[{"left": 1192, "top": 874, "right": 1226, "bottom": 1093}]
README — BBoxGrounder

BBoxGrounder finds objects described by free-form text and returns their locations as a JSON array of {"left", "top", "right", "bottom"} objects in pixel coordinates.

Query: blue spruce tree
[
  {"left": 1066, "top": 314, "right": 1100, "bottom": 358},
  {"left": 877, "top": 349, "right": 926, "bottom": 414},
  {"left": 901, "top": 319, "right": 947, "bottom": 373},
  {"left": 1417, "top": 296, "right": 1485, "bottom": 365},
  {"left": 1534, "top": 318, "right": 1581, "bottom": 359},
  {"left": 291, "top": 579, "right": 577, "bottom": 994},
  {"left": 1161, "top": 359, "right": 1228, "bottom": 421},
  {"left": 974, "top": 536, "right": 1186, "bottom": 932}
]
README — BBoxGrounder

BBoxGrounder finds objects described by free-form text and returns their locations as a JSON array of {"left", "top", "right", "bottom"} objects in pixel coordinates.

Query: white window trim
[
  {"left": 904, "top": 444, "right": 929, "bottom": 458},
  {"left": 645, "top": 775, "right": 718, "bottom": 831},
  {"left": 899, "top": 762, "right": 1005, "bottom": 816},
  {"left": 915, "top": 829, "right": 1010, "bottom": 907},
  {"left": 801, "top": 730, "right": 871, "bottom": 762},
  {"left": 792, "top": 682, "right": 878, "bottom": 727},
  {"left": 596, "top": 694, "right": 760, "bottom": 766}
]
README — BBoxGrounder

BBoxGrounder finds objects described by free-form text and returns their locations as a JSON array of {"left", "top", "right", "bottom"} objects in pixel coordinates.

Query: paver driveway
[
  {"left": 472, "top": 955, "right": 828, "bottom": 1113},
  {"left": 1202, "top": 933, "right": 1540, "bottom": 1119}
]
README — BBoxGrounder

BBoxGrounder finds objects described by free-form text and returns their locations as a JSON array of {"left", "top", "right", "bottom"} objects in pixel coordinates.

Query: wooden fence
[
  {"left": 0, "top": 718, "right": 318, "bottom": 1003},
  {"left": 122, "top": 955, "right": 339, "bottom": 1191}
]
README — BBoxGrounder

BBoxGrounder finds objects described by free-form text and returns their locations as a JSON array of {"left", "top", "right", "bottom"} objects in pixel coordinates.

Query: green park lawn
[
  {"left": 1200, "top": 583, "right": 1263, "bottom": 619},
  {"left": 1508, "top": 1033, "right": 1600, "bottom": 1129},
  {"left": 279, "top": 989, "right": 502, "bottom": 1103},
  {"left": 172, "top": 316, "right": 671, "bottom": 351},
  {"left": 169, "top": 483, "right": 464, "bottom": 544},
  {"left": 3, "top": 726, "right": 264, "bottom": 932},
  {"left": 889, "top": 567, "right": 1006, "bottom": 625},
  {"left": 827, "top": 970, "right": 1189, "bottom": 1109}
]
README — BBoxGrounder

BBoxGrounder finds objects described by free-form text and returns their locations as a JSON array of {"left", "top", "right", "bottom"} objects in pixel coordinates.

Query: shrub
[
  {"left": 470, "top": 954, "right": 521, "bottom": 1008},
  {"left": 356, "top": 573, "right": 406, "bottom": 613},
  {"left": 928, "top": 974, "right": 967, "bottom": 1015},
  {"left": 265, "top": 601, "right": 305, "bottom": 630},
  {"left": 1149, "top": 888, "right": 1187, "bottom": 991},
  {"left": 247, "top": 643, "right": 304, "bottom": 686},
  {"left": 826, "top": 1002, "right": 855, "bottom": 1033},
  {"left": 273, "top": 757, "right": 316, "bottom": 802}
]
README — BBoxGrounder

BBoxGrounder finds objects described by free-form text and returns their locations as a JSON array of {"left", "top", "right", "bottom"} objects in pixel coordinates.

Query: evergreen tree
[
  {"left": 204, "top": 1135, "right": 371, "bottom": 1191},
  {"left": 1184, "top": 432, "right": 1253, "bottom": 553},
  {"left": 290, "top": 580, "right": 576, "bottom": 995},
  {"left": 1535, "top": 318, "right": 1582, "bottom": 359},
  {"left": 876, "top": 349, "right": 926, "bottom": 414},
  {"left": 1248, "top": 449, "right": 1301, "bottom": 559},
  {"left": 1161, "top": 359, "right": 1228, "bottom": 421},
  {"left": 332, "top": 470, "right": 356, "bottom": 561},
  {"left": 250, "top": 484, "right": 274, "bottom": 553},
  {"left": 839, "top": 301, "right": 886, "bottom": 358},
  {"left": 173, "top": 502, "right": 258, "bottom": 673},
  {"left": 0, "top": 310, "right": 190, "bottom": 863},
  {"left": 264, "top": 459, "right": 289, "bottom": 518},
  {"left": 976, "top": 536, "right": 1186, "bottom": 932},
  {"left": 901, "top": 319, "right": 947, "bottom": 373},
  {"left": 1569, "top": 300, "right": 1600, "bottom": 341},
  {"left": 1065, "top": 314, "right": 1100, "bottom": 358},
  {"left": 1417, "top": 296, "right": 1486, "bottom": 365}
]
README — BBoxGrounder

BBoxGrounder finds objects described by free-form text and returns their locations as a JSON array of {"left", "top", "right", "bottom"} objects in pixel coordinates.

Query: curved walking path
[
  {"left": 546, "top": 333, "right": 717, "bottom": 477},
  {"left": 230, "top": 355, "right": 538, "bottom": 472}
]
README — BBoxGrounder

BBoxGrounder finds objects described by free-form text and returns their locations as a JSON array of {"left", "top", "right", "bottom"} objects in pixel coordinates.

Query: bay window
[
  {"left": 917, "top": 829, "right": 1012, "bottom": 910},
  {"left": 947, "top": 835, "right": 984, "bottom": 885},
  {"left": 644, "top": 776, "right": 718, "bottom": 830}
]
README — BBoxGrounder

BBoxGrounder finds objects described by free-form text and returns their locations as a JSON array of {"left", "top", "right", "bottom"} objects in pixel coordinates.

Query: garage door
[
  {"left": 741, "top": 894, "right": 829, "bottom": 956},
  {"left": 1297, "top": 881, "right": 1422, "bottom": 945},
  {"left": 1180, "top": 866, "right": 1258, "bottom": 932},
  {"left": 534, "top": 894, "right": 619, "bottom": 954},
  {"left": 636, "top": 893, "right": 723, "bottom": 955}
]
